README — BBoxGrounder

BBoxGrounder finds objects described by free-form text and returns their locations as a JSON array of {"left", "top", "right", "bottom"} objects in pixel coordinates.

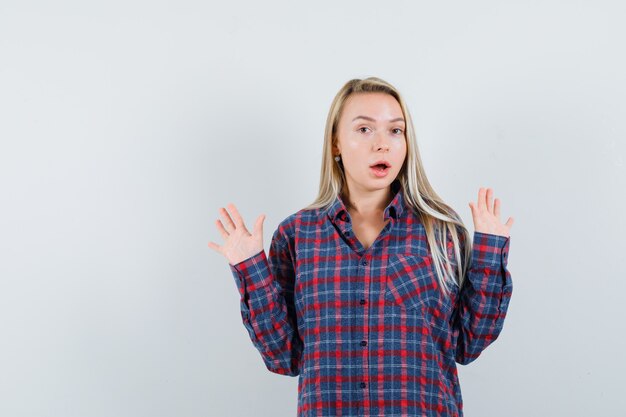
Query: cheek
[
  {"left": 397, "top": 138, "right": 407, "bottom": 152},
  {"left": 393, "top": 142, "right": 407, "bottom": 164},
  {"left": 344, "top": 142, "right": 368, "bottom": 158}
]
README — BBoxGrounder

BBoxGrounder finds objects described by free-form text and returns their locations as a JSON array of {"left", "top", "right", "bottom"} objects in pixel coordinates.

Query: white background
[{"left": 1, "top": 1, "right": 625, "bottom": 416}]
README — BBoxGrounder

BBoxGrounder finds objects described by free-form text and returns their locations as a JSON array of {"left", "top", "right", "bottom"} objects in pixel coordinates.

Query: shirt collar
[{"left": 326, "top": 179, "right": 405, "bottom": 223}]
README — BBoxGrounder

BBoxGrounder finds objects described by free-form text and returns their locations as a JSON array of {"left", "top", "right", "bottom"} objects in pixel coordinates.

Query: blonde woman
[{"left": 208, "top": 77, "right": 514, "bottom": 416}]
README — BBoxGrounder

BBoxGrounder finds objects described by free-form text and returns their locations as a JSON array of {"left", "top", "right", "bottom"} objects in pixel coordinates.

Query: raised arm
[
  {"left": 453, "top": 187, "right": 514, "bottom": 364},
  {"left": 208, "top": 203, "right": 302, "bottom": 376},
  {"left": 228, "top": 225, "right": 303, "bottom": 376},
  {"left": 453, "top": 230, "right": 512, "bottom": 365}
]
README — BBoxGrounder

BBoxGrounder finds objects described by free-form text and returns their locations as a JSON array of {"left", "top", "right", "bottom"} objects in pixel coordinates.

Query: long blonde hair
[{"left": 302, "top": 76, "right": 471, "bottom": 296}]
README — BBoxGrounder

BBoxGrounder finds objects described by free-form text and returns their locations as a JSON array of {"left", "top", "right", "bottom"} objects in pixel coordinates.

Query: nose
[{"left": 373, "top": 133, "right": 391, "bottom": 152}]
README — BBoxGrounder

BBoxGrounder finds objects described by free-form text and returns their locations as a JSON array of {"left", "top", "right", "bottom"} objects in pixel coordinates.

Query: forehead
[{"left": 341, "top": 92, "right": 403, "bottom": 120}]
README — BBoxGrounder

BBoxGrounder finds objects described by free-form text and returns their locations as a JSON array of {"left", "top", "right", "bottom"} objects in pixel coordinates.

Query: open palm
[
  {"left": 469, "top": 187, "right": 514, "bottom": 238},
  {"left": 207, "top": 203, "right": 266, "bottom": 266}
]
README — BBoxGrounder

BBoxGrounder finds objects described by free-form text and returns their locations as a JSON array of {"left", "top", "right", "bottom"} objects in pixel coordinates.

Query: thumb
[
  {"left": 468, "top": 202, "right": 477, "bottom": 223},
  {"left": 468, "top": 202, "right": 476, "bottom": 216},
  {"left": 254, "top": 213, "right": 265, "bottom": 236}
]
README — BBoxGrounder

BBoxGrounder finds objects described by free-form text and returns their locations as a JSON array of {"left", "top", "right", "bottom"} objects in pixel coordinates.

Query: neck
[{"left": 341, "top": 185, "right": 393, "bottom": 217}]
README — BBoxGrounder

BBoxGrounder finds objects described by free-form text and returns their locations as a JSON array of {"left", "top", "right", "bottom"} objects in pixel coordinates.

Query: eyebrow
[{"left": 352, "top": 115, "right": 405, "bottom": 124}]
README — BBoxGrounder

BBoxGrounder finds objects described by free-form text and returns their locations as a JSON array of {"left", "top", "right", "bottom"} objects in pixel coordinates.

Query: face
[{"left": 333, "top": 92, "right": 407, "bottom": 193}]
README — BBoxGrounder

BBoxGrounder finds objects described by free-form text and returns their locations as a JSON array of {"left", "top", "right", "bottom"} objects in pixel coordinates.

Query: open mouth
[{"left": 369, "top": 161, "right": 391, "bottom": 173}]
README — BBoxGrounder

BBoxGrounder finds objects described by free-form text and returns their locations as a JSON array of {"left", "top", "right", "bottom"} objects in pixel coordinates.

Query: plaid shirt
[{"left": 229, "top": 182, "right": 512, "bottom": 416}]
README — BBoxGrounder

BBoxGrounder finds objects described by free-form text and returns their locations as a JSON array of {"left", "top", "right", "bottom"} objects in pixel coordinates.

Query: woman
[{"left": 208, "top": 77, "right": 514, "bottom": 416}]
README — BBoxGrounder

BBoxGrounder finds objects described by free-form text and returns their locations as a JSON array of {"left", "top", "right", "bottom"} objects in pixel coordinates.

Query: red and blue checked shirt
[{"left": 229, "top": 181, "right": 512, "bottom": 416}]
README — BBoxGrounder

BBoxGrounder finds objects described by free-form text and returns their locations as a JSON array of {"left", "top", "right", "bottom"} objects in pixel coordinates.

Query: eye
[
  {"left": 358, "top": 127, "right": 371, "bottom": 133},
  {"left": 392, "top": 128, "right": 404, "bottom": 135}
]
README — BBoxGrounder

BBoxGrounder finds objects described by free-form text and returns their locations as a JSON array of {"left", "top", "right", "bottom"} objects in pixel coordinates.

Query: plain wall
[{"left": 1, "top": 1, "right": 625, "bottom": 416}]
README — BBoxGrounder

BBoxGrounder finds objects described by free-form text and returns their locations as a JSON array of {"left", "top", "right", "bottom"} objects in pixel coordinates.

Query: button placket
[{"left": 358, "top": 255, "right": 370, "bottom": 394}]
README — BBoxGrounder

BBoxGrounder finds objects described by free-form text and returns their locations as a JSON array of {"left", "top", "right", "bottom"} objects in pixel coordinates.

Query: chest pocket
[{"left": 385, "top": 254, "right": 453, "bottom": 314}]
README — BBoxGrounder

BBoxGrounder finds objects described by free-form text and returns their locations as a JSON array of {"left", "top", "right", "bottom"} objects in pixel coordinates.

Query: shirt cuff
[
  {"left": 471, "top": 231, "right": 510, "bottom": 268},
  {"left": 229, "top": 249, "right": 271, "bottom": 295}
]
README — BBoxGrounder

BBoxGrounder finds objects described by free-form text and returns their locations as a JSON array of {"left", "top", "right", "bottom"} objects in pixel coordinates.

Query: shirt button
[
  {"left": 360, "top": 299, "right": 366, "bottom": 305},
  {"left": 360, "top": 382, "right": 366, "bottom": 388},
  {"left": 360, "top": 340, "right": 367, "bottom": 346}
]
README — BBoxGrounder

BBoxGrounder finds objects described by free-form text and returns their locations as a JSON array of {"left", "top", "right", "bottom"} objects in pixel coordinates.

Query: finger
[
  {"left": 486, "top": 188, "right": 493, "bottom": 214},
  {"left": 219, "top": 207, "right": 237, "bottom": 233},
  {"left": 505, "top": 217, "right": 514, "bottom": 229},
  {"left": 227, "top": 202, "right": 251, "bottom": 234},
  {"left": 216, "top": 219, "right": 230, "bottom": 239},
  {"left": 494, "top": 197, "right": 500, "bottom": 219},
  {"left": 477, "top": 187, "right": 486, "bottom": 211},
  {"left": 207, "top": 241, "right": 222, "bottom": 253}
]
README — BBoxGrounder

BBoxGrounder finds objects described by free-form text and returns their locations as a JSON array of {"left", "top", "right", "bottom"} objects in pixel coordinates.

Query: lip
[{"left": 369, "top": 159, "right": 391, "bottom": 168}]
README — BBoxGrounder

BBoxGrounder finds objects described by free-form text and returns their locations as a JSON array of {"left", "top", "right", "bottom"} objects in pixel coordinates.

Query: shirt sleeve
[
  {"left": 228, "top": 226, "right": 303, "bottom": 376},
  {"left": 452, "top": 230, "right": 513, "bottom": 365}
]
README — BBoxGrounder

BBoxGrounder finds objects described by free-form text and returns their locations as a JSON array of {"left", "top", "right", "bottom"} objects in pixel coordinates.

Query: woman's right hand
[{"left": 208, "top": 203, "right": 266, "bottom": 266}]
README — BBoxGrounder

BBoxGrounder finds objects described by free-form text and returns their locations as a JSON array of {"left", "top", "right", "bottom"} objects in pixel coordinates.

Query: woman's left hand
[{"left": 469, "top": 187, "right": 514, "bottom": 238}]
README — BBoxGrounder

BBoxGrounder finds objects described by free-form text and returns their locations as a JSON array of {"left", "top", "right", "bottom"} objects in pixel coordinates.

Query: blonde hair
[{"left": 302, "top": 76, "right": 472, "bottom": 296}]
